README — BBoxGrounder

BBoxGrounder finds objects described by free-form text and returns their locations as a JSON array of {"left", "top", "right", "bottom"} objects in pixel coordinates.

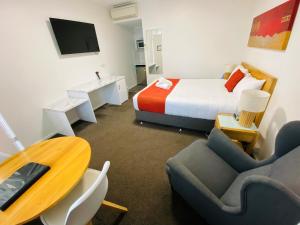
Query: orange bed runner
[{"left": 137, "top": 79, "right": 180, "bottom": 113}]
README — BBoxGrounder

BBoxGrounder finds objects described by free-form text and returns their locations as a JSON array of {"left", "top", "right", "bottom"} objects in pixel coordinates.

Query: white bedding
[{"left": 133, "top": 79, "right": 239, "bottom": 120}]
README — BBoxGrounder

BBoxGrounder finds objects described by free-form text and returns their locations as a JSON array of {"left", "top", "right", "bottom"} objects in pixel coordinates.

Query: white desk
[
  {"left": 44, "top": 76, "right": 128, "bottom": 136},
  {"left": 67, "top": 76, "right": 128, "bottom": 110},
  {"left": 44, "top": 97, "right": 96, "bottom": 136}
]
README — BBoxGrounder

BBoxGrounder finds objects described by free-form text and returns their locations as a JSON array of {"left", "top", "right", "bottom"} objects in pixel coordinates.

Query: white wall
[
  {"left": 0, "top": 0, "right": 136, "bottom": 154},
  {"left": 242, "top": 0, "right": 300, "bottom": 158},
  {"left": 139, "top": 0, "right": 256, "bottom": 79}
]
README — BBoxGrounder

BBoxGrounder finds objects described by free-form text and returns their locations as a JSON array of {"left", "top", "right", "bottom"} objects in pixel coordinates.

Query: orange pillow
[{"left": 225, "top": 69, "right": 245, "bottom": 92}]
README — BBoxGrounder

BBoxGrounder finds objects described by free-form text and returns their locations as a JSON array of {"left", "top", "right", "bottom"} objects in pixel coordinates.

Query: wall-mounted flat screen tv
[{"left": 50, "top": 18, "right": 100, "bottom": 55}]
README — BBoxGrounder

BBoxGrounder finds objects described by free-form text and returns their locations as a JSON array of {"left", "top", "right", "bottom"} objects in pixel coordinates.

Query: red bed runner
[{"left": 137, "top": 79, "right": 180, "bottom": 113}]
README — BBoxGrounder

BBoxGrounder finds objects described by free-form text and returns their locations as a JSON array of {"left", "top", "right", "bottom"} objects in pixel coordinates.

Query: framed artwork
[{"left": 248, "top": 0, "right": 300, "bottom": 50}]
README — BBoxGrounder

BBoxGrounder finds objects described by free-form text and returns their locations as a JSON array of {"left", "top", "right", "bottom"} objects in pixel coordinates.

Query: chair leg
[{"left": 102, "top": 200, "right": 128, "bottom": 213}]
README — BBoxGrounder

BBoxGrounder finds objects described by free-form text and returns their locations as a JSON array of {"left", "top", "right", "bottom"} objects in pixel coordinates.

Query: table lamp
[{"left": 238, "top": 90, "right": 270, "bottom": 128}]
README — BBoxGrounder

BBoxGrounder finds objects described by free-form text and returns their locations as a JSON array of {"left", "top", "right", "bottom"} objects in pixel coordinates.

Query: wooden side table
[{"left": 215, "top": 113, "right": 259, "bottom": 155}]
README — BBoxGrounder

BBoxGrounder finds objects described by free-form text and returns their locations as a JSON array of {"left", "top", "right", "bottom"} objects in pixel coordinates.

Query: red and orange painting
[{"left": 248, "top": 0, "right": 300, "bottom": 50}]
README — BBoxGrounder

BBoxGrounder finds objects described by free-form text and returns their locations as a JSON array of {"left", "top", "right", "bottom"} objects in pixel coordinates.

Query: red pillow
[{"left": 225, "top": 69, "right": 245, "bottom": 92}]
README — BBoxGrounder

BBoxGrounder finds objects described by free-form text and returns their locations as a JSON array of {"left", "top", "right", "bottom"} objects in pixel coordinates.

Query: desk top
[
  {"left": 0, "top": 137, "right": 91, "bottom": 225},
  {"left": 44, "top": 97, "right": 88, "bottom": 112},
  {"left": 68, "top": 76, "right": 124, "bottom": 93}
]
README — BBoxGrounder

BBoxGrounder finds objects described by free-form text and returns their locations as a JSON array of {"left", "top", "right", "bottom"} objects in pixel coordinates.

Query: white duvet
[{"left": 133, "top": 79, "right": 239, "bottom": 120}]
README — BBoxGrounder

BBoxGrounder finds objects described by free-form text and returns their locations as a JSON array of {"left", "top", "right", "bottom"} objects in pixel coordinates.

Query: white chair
[
  {"left": 40, "top": 161, "right": 128, "bottom": 225},
  {"left": 0, "top": 113, "right": 24, "bottom": 151}
]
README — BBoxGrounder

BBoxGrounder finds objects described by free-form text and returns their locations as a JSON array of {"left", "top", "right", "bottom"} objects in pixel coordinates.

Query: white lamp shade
[
  {"left": 238, "top": 90, "right": 270, "bottom": 113},
  {"left": 224, "top": 64, "right": 236, "bottom": 73}
]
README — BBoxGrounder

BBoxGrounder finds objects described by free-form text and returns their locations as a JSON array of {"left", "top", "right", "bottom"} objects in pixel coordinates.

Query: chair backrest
[
  {"left": 274, "top": 121, "right": 300, "bottom": 159},
  {"left": 65, "top": 161, "right": 110, "bottom": 225},
  {"left": 262, "top": 121, "right": 300, "bottom": 197},
  {"left": 270, "top": 146, "right": 300, "bottom": 197},
  {"left": 0, "top": 113, "right": 24, "bottom": 151}
]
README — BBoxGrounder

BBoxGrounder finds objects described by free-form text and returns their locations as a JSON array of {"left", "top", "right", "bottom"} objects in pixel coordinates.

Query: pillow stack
[
  {"left": 224, "top": 65, "right": 265, "bottom": 96},
  {"left": 224, "top": 69, "right": 245, "bottom": 92},
  {"left": 233, "top": 76, "right": 266, "bottom": 96}
]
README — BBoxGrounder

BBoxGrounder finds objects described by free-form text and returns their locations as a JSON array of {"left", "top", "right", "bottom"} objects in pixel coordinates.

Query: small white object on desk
[{"left": 44, "top": 97, "right": 96, "bottom": 136}]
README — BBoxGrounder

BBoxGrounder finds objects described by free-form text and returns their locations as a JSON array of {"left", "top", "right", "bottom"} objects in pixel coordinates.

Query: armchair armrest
[
  {"left": 238, "top": 175, "right": 300, "bottom": 224},
  {"left": 207, "top": 128, "right": 259, "bottom": 172}
]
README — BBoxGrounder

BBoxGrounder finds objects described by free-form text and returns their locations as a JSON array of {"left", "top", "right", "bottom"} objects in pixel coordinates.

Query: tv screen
[{"left": 50, "top": 18, "right": 100, "bottom": 55}]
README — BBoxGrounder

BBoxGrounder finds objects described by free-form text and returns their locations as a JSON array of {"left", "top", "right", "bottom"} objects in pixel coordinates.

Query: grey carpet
[
  {"left": 27, "top": 93, "right": 208, "bottom": 225},
  {"left": 128, "top": 84, "right": 146, "bottom": 94}
]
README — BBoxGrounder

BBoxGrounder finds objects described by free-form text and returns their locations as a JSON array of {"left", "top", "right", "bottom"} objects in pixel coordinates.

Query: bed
[{"left": 133, "top": 62, "right": 277, "bottom": 132}]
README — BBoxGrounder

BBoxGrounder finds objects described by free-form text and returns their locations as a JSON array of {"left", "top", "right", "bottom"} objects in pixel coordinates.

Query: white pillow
[
  {"left": 233, "top": 76, "right": 266, "bottom": 97},
  {"left": 228, "top": 65, "right": 250, "bottom": 79}
]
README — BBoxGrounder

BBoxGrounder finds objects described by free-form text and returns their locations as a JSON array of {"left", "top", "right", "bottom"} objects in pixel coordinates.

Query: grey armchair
[{"left": 166, "top": 121, "right": 300, "bottom": 225}]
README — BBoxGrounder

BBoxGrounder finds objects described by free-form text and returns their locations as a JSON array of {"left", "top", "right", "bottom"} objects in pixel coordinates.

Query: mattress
[{"left": 133, "top": 79, "right": 239, "bottom": 120}]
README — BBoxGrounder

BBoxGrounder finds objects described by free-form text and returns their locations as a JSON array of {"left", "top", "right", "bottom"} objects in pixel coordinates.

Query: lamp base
[{"left": 239, "top": 111, "right": 256, "bottom": 128}]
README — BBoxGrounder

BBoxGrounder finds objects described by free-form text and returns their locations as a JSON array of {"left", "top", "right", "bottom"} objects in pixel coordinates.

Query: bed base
[{"left": 135, "top": 110, "right": 215, "bottom": 132}]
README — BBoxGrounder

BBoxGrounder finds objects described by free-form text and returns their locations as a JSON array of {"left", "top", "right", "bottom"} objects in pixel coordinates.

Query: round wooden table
[{"left": 0, "top": 137, "right": 91, "bottom": 225}]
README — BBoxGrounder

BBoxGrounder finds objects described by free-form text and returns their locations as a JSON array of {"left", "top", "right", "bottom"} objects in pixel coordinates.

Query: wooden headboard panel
[{"left": 241, "top": 62, "right": 277, "bottom": 127}]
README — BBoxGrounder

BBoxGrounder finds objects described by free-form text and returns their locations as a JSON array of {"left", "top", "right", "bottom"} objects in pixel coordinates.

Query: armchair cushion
[
  {"left": 167, "top": 139, "right": 238, "bottom": 197},
  {"left": 221, "top": 165, "right": 272, "bottom": 206}
]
